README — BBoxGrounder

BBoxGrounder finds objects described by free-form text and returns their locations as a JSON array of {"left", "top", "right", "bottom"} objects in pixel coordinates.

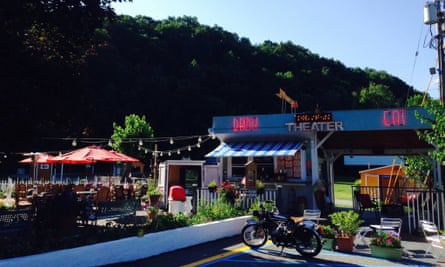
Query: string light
[{"left": 42, "top": 133, "right": 217, "bottom": 159}]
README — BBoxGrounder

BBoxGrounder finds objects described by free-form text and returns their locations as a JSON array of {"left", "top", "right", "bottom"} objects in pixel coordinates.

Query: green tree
[
  {"left": 416, "top": 99, "right": 445, "bottom": 162},
  {"left": 414, "top": 98, "right": 445, "bottom": 189},
  {"left": 111, "top": 114, "right": 155, "bottom": 160},
  {"left": 359, "top": 82, "right": 396, "bottom": 108},
  {"left": 403, "top": 155, "right": 432, "bottom": 186}
]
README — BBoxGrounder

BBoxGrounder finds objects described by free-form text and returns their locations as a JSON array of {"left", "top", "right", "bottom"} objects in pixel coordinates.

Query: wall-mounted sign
[
  {"left": 286, "top": 121, "right": 344, "bottom": 132},
  {"left": 232, "top": 116, "right": 259, "bottom": 132},
  {"left": 295, "top": 112, "right": 333, "bottom": 123},
  {"left": 383, "top": 109, "right": 406, "bottom": 127}
]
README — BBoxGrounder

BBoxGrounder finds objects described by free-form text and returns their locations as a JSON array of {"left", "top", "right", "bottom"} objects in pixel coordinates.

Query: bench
[
  {"left": 87, "top": 199, "right": 140, "bottom": 226},
  {"left": 0, "top": 208, "right": 36, "bottom": 235}
]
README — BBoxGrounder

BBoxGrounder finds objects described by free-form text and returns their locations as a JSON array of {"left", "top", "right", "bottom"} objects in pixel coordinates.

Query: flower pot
[
  {"left": 370, "top": 245, "right": 403, "bottom": 260},
  {"left": 150, "top": 195, "right": 161, "bottom": 206},
  {"left": 335, "top": 235, "right": 355, "bottom": 253},
  {"left": 322, "top": 238, "right": 335, "bottom": 250}
]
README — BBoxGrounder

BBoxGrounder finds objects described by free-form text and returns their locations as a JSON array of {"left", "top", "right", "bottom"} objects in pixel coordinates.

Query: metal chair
[
  {"left": 303, "top": 209, "right": 321, "bottom": 222},
  {"left": 360, "top": 217, "right": 403, "bottom": 248},
  {"left": 370, "top": 217, "right": 402, "bottom": 238},
  {"left": 354, "top": 226, "right": 373, "bottom": 247},
  {"left": 420, "top": 220, "right": 445, "bottom": 258}
]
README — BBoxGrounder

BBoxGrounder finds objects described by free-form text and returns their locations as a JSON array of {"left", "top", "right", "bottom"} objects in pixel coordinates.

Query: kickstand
[{"left": 280, "top": 246, "right": 285, "bottom": 256}]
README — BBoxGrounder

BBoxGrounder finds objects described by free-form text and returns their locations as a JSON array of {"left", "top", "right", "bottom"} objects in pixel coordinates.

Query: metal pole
[{"left": 436, "top": 0, "right": 445, "bottom": 103}]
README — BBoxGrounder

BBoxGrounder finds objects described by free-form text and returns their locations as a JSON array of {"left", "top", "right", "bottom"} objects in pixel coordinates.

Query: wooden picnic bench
[
  {"left": 86, "top": 198, "right": 140, "bottom": 226},
  {"left": 0, "top": 208, "right": 36, "bottom": 235}
]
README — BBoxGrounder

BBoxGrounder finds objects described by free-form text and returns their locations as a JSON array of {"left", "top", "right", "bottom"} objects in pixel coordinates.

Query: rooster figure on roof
[{"left": 276, "top": 88, "right": 298, "bottom": 114}]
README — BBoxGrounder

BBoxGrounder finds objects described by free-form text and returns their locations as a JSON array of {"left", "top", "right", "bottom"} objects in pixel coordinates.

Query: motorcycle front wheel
[
  {"left": 241, "top": 224, "right": 268, "bottom": 248},
  {"left": 295, "top": 229, "right": 322, "bottom": 257}
]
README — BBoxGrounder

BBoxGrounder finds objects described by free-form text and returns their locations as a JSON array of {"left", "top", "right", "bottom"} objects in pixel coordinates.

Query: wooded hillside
[{"left": 0, "top": 4, "right": 419, "bottom": 173}]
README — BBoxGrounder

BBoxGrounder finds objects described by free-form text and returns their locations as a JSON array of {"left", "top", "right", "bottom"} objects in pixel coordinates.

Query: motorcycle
[{"left": 241, "top": 204, "right": 322, "bottom": 257}]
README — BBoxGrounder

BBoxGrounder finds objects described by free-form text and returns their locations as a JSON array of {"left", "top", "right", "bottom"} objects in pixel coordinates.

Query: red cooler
[{"left": 169, "top": 185, "right": 186, "bottom": 201}]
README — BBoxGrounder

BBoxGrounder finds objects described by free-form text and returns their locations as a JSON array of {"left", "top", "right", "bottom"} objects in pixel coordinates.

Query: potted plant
[
  {"left": 329, "top": 210, "right": 364, "bottom": 252},
  {"left": 256, "top": 180, "right": 265, "bottom": 194},
  {"left": 207, "top": 180, "right": 217, "bottom": 193},
  {"left": 147, "top": 179, "right": 162, "bottom": 206},
  {"left": 317, "top": 224, "right": 337, "bottom": 250},
  {"left": 369, "top": 231, "right": 403, "bottom": 260}
]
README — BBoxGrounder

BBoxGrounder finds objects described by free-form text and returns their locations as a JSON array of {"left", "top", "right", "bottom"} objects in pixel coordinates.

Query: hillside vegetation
[{"left": 1, "top": 3, "right": 420, "bottom": 172}]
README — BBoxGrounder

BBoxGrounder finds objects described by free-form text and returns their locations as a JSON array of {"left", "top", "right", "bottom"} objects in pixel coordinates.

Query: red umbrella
[
  {"left": 19, "top": 153, "right": 56, "bottom": 164},
  {"left": 109, "top": 150, "right": 140, "bottom": 163},
  {"left": 48, "top": 145, "right": 140, "bottom": 164}
]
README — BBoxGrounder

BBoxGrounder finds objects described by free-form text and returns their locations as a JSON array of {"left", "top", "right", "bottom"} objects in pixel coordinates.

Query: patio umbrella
[
  {"left": 19, "top": 153, "right": 56, "bottom": 164},
  {"left": 108, "top": 150, "right": 140, "bottom": 163},
  {"left": 47, "top": 146, "right": 140, "bottom": 182},
  {"left": 19, "top": 153, "right": 56, "bottom": 182},
  {"left": 48, "top": 145, "right": 139, "bottom": 164}
]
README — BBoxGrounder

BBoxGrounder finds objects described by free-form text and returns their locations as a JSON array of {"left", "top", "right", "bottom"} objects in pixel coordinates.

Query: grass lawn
[{"left": 333, "top": 176, "right": 358, "bottom": 208}]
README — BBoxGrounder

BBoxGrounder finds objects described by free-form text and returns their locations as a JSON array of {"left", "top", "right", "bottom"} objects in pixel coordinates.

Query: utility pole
[
  {"left": 436, "top": 0, "right": 445, "bottom": 103},
  {"left": 425, "top": 1, "right": 445, "bottom": 103}
]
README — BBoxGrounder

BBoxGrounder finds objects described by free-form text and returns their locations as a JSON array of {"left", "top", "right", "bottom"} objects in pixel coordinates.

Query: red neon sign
[
  {"left": 383, "top": 109, "right": 406, "bottom": 127},
  {"left": 232, "top": 116, "right": 259, "bottom": 132}
]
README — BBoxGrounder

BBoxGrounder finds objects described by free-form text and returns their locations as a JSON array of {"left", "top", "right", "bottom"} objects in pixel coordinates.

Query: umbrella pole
[{"left": 61, "top": 163, "right": 64, "bottom": 183}]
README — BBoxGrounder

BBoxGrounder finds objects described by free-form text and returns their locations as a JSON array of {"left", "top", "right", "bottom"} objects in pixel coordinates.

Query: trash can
[{"left": 168, "top": 186, "right": 186, "bottom": 215}]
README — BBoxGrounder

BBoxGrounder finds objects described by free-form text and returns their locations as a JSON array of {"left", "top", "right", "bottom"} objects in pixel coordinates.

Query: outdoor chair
[
  {"left": 354, "top": 226, "right": 373, "bottom": 247},
  {"left": 369, "top": 217, "right": 403, "bottom": 242},
  {"left": 355, "top": 217, "right": 402, "bottom": 248},
  {"left": 354, "top": 192, "right": 380, "bottom": 220},
  {"left": 420, "top": 220, "right": 445, "bottom": 258},
  {"left": 303, "top": 209, "right": 321, "bottom": 222},
  {"left": 95, "top": 186, "right": 111, "bottom": 203}
]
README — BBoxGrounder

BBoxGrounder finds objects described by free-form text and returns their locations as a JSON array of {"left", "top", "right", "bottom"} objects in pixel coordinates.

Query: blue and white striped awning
[{"left": 205, "top": 142, "right": 303, "bottom": 157}]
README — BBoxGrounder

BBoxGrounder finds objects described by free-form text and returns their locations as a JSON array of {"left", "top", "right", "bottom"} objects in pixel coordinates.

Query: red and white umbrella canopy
[
  {"left": 48, "top": 145, "right": 140, "bottom": 164},
  {"left": 109, "top": 150, "right": 140, "bottom": 163},
  {"left": 19, "top": 153, "right": 56, "bottom": 164}
]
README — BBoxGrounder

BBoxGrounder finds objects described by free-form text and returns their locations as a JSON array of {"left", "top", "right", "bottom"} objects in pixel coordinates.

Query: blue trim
[{"left": 205, "top": 142, "right": 303, "bottom": 157}]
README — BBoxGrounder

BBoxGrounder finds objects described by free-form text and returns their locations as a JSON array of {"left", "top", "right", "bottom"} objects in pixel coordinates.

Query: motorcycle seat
[{"left": 290, "top": 216, "right": 304, "bottom": 224}]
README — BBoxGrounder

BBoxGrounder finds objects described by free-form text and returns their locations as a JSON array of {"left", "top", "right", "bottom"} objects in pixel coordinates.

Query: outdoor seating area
[{"left": 0, "top": 181, "right": 151, "bottom": 233}]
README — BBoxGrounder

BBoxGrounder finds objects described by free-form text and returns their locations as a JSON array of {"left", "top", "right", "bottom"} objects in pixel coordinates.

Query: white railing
[{"left": 195, "top": 188, "right": 277, "bottom": 210}]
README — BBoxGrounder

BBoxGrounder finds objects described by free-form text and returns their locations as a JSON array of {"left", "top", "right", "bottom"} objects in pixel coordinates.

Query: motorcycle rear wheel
[
  {"left": 241, "top": 224, "right": 268, "bottom": 248},
  {"left": 295, "top": 229, "right": 322, "bottom": 257}
]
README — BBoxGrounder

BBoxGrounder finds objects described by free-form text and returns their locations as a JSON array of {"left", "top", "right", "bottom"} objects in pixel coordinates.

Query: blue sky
[{"left": 112, "top": 0, "right": 440, "bottom": 99}]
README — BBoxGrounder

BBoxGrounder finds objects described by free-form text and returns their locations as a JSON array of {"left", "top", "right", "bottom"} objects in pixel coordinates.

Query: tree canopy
[{"left": 0, "top": 5, "right": 423, "bottom": 174}]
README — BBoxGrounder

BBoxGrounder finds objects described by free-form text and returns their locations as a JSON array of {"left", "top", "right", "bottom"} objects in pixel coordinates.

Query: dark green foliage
[{"left": 0, "top": 7, "right": 420, "bottom": 172}]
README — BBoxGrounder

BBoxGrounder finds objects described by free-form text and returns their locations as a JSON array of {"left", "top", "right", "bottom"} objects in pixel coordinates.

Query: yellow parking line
[
  {"left": 181, "top": 241, "right": 271, "bottom": 267},
  {"left": 181, "top": 246, "right": 249, "bottom": 267}
]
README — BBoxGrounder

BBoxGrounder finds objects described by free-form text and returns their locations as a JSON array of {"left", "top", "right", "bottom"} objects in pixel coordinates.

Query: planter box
[
  {"left": 370, "top": 245, "right": 403, "bottom": 260},
  {"left": 2, "top": 215, "right": 252, "bottom": 267},
  {"left": 322, "top": 238, "right": 335, "bottom": 250},
  {"left": 335, "top": 236, "right": 355, "bottom": 253}
]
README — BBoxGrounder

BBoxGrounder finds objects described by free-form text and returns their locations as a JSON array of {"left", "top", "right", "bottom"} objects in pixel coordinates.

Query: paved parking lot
[{"left": 107, "top": 235, "right": 443, "bottom": 267}]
